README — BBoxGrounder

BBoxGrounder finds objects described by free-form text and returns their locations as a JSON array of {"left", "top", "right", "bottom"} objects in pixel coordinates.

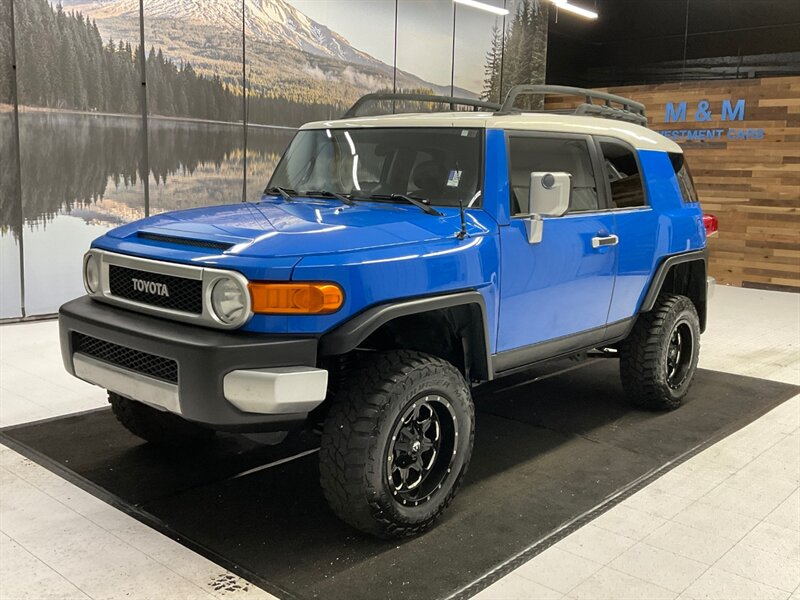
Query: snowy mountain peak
[
  {"left": 61, "top": 0, "right": 372, "bottom": 65},
  {"left": 56, "top": 0, "right": 476, "bottom": 98}
]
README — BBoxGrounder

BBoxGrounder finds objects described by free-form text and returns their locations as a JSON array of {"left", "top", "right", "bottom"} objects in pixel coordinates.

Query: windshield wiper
[
  {"left": 264, "top": 186, "right": 296, "bottom": 202},
  {"left": 358, "top": 193, "right": 443, "bottom": 216},
  {"left": 302, "top": 190, "right": 355, "bottom": 206}
]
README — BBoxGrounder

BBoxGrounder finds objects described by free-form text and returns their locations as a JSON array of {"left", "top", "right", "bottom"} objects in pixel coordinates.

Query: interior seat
[
  {"left": 509, "top": 140, "right": 598, "bottom": 215},
  {"left": 411, "top": 160, "right": 449, "bottom": 200}
]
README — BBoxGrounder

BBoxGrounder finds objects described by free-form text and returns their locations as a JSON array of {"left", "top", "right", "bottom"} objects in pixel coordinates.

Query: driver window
[{"left": 507, "top": 135, "right": 599, "bottom": 215}]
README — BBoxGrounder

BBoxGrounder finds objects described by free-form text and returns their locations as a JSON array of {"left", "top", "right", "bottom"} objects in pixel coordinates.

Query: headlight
[
  {"left": 210, "top": 276, "right": 247, "bottom": 324},
  {"left": 83, "top": 253, "right": 100, "bottom": 294}
]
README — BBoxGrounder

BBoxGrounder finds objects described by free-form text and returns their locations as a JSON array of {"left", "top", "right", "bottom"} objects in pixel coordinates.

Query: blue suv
[{"left": 59, "top": 86, "right": 716, "bottom": 538}]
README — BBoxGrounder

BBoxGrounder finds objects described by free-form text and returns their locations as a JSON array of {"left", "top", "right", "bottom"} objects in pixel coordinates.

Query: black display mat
[{"left": 2, "top": 360, "right": 797, "bottom": 600}]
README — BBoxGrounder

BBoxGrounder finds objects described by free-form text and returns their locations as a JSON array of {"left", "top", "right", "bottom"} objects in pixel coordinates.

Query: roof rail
[
  {"left": 342, "top": 93, "right": 501, "bottom": 119},
  {"left": 499, "top": 85, "right": 648, "bottom": 127}
]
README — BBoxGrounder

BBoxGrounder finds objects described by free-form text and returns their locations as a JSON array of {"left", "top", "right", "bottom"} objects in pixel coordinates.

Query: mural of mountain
[{"left": 57, "top": 0, "right": 476, "bottom": 106}]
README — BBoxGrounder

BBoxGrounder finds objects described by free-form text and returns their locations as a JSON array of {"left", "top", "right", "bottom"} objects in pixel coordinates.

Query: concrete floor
[{"left": 1, "top": 285, "right": 798, "bottom": 600}]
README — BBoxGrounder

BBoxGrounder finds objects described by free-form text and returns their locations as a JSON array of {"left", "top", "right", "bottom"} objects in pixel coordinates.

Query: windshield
[{"left": 267, "top": 128, "right": 483, "bottom": 207}]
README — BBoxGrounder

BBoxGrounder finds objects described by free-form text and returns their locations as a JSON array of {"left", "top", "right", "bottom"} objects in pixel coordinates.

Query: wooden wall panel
[{"left": 547, "top": 77, "right": 800, "bottom": 292}]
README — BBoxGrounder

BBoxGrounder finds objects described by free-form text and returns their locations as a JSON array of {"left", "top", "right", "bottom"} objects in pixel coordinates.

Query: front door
[{"left": 496, "top": 132, "right": 617, "bottom": 355}]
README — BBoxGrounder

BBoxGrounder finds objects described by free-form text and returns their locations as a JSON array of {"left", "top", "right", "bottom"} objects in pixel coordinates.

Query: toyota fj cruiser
[{"left": 59, "top": 85, "right": 716, "bottom": 538}]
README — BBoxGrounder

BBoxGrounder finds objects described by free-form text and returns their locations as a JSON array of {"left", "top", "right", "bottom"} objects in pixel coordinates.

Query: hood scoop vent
[{"left": 137, "top": 232, "right": 235, "bottom": 252}]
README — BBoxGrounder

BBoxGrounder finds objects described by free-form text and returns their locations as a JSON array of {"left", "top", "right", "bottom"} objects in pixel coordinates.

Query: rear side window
[
  {"left": 670, "top": 152, "right": 699, "bottom": 203},
  {"left": 507, "top": 135, "right": 600, "bottom": 215},
  {"left": 599, "top": 140, "right": 647, "bottom": 208}
]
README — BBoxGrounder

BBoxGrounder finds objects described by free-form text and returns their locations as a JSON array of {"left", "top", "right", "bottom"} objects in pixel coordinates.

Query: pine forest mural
[
  {"left": 6, "top": 0, "right": 340, "bottom": 125},
  {"left": 1, "top": 0, "right": 549, "bottom": 318},
  {"left": 483, "top": 0, "right": 549, "bottom": 105}
]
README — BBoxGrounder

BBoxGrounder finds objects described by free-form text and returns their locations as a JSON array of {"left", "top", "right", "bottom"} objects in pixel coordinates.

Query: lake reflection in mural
[
  {"left": 0, "top": 111, "right": 293, "bottom": 318},
  {"left": 2, "top": 0, "right": 549, "bottom": 321},
  {"left": 1, "top": 111, "right": 22, "bottom": 319}
]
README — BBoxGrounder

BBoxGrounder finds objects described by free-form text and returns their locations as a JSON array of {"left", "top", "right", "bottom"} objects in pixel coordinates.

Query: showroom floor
[{"left": 0, "top": 285, "right": 798, "bottom": 600}]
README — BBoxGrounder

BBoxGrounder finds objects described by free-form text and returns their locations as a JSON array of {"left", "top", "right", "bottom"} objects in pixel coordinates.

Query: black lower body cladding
[{"left": 59, "top": 296, "right": 319, "bottom": 432}]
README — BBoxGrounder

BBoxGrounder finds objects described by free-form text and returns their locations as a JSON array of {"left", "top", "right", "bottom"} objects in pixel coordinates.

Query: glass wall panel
[
  {"left": 4, "top": 0, "right": 537, "bottom": 320},
  {"left": 245, "top": 126, "right": 294, "bottom": 202},
  {"left": 148, "top": 119, "right": 247, "bottom": 210},
  {"left": 499, "top": 0, "right": 548, "bottom": 103},
  {"left": 144, "top": 0, "right": 245, "bottom": 212},
  {"left": 0, "top": 0, "right": 22, "bottom": 319},
  {"left": 453, "top": 0, "right": 505, "bottom": 102},
  {"left": 265, "top": 0, "right": 397, "bottom": 121},
  {"left": 0, "top": 236, "right": 22, "bottom": 320},
  {"left": 243, "top": 0, "right": 394, "bottom": 195},
  {"left": 397, "top": 0, "right": 454, "bottom": 103},
  {"left": 14, "top": 0, "right": 144, "bottom": 316},
  {"left": 0, "top": 113, "right": 22, "bottom": 320}
]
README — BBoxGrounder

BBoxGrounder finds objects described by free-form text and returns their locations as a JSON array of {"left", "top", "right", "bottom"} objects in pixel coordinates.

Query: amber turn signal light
[{"left": 249, "top": 282, "right": 344, "bottom": 314}]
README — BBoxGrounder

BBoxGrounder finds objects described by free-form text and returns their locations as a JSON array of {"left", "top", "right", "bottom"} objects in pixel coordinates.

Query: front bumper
[{"left": 59, "top": 296, "right": 327, "bottom": 432}]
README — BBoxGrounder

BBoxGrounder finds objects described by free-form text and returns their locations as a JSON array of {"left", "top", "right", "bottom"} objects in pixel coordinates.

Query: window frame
[
  {"left": 504, "top": 130, "right": 611, "bottom": 219},
  {"left": 593, "top": 135, "right": 651, "bottom": 211},
  {"left": 669, "top": 152, "right": 699, "bottom": 203}
]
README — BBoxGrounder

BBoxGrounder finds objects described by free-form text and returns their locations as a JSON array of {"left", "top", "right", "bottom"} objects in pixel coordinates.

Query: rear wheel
[
  {"left": 319, "top": 350, "right": 474, "bottom": 538},
  {"left": 620, "top": 294, "right": 700, "bottom": 410},
  {"left": 109, "top": 392, "right": 214, "bottom": 446}
]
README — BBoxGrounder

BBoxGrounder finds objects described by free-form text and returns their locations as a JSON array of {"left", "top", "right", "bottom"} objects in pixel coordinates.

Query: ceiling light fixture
[
  {"left": 453, "top": 0, "right": 509, "bottom": 16},
  {"left": 550, "top": 0, "right": 598, "bottom": 20}
]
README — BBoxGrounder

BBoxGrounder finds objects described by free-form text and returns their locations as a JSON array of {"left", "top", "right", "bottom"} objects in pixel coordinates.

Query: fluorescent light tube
[
  {"left": 453, "top": 0, "right": 510, "bottom": 16},
  {"left": 550, "top": 0, "right": 598, "bottom": 19}
]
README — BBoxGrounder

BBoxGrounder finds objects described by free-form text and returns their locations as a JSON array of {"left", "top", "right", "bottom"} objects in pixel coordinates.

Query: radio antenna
[{"left": 457, "top": 198, "right": 467, "bottom": 240}]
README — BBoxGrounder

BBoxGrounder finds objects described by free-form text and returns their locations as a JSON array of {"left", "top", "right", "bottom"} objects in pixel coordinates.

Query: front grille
[
  {"left": 108, "top": 265, "right": 202, "bottom": 314},
  {"left": 138, "top": 232, "right": 234, "bottom": 251},
  {"left": 73, "top": 333, "right": 178, "bottom": 383}
]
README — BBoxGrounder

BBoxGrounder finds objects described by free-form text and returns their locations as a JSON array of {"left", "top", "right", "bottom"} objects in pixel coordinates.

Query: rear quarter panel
[{"left": 608, "top": 148, "right": 706, "bottom": 323}]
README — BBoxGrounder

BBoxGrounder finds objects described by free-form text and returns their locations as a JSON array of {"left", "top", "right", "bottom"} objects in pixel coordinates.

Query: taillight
[{"left": 703, "top": 213, "right": 718, "bottom": 237}]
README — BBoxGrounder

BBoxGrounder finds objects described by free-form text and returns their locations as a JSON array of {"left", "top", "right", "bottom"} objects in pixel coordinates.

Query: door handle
[{"left": 591, "top": 234, "right": 619, "bottom": 249}]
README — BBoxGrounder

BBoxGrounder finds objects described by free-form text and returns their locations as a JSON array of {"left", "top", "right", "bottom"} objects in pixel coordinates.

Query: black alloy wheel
[
  {"left": 666, "top": 320, "right": 694, "bottom": 389},
  {"left": 386, "top": 394, "right": 458, "bottom": 507},
  {"left": 620, "top": 293, "right": 701, "bottom": 410},
  {"left": 319, "top": 350, "right": 475, "bottom": 538}
]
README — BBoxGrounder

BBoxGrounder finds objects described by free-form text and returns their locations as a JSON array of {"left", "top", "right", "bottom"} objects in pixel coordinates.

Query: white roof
[{"left": 301, "top": 111, "right": 681, "bottom": 153}]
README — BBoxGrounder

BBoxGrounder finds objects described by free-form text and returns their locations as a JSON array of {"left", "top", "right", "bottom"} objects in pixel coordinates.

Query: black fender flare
[
  {"left": 640, "top": 249, "right": 708, "bottom": 318},
  {"left": 319, "top": 290, "right": 494, "bottom": 380}
]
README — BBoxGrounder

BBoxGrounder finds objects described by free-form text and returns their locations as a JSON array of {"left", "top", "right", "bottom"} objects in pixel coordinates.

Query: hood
[{"left": 107, "top": 197, "right": 489, "bottom": 258}]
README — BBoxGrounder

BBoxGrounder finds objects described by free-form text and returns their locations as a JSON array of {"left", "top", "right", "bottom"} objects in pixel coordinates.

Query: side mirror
[
  {"left": 529, "top": 172, "right": 571, "bottom": 216},
  {"left": 525, "top": 172, "right": 571, "bottom": 244}
]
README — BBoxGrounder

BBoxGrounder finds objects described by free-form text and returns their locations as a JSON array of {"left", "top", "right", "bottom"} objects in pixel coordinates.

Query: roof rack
[
  {"left": 499, "top": 85, "right": 648, "bottom": 126},
  {"left": 340, "top": 86, "right": 648, "bottom": 127},
  {"left": 342, "top": 93, "right": 501, "bottom": 119}
]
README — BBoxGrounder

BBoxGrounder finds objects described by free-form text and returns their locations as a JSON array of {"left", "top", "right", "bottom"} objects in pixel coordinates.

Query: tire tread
[
  {"left": 319, "top": 350, "right": 474, "bottom": 538},
  {"left": 109, "top": 392, "right": 214, "bottom": 445},
  {"left": 620, "top": 293, "right": 700, "bottom": 410}
]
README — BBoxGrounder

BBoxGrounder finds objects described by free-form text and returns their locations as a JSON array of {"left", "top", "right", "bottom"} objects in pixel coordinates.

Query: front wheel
[
  {"left": 319, "top": 350, "right": 475, "bottom": 538},
  {"left": 620, "top": 293, "right": 701, "bottom": 410},
  {"left": 109, "top": 393, "right": 215, "bottom": 446}
]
